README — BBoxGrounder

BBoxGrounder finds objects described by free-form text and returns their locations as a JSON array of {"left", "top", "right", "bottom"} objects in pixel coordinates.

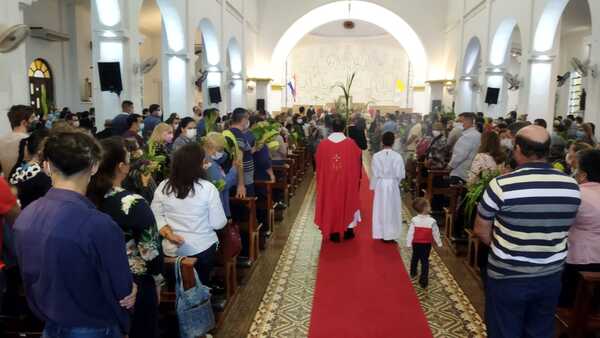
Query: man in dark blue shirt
[
  {"left": 112, "top": 100, "right": 134, "bottom": 136},
  {"left": 142, "top": 104, "right": 162, "bottom": 140},
  {"left": 14, "top": 131, "right": 135, "bottom": 338}
]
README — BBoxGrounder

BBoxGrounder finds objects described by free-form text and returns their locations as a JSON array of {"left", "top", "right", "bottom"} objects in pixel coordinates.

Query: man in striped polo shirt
[{"left": 474, "top": 125, "right": 581, "bottom": 338}]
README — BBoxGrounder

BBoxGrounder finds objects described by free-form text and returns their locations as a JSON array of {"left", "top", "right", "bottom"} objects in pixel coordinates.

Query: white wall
[
  {"left": 287, "top": 34, "right": 410, "bottom": 107},
  {"left": 139, "top": 33, "right": 162, "bottom": 108},
  {"left": 255, "top": 0, "right": 448, "bottom": 81}
]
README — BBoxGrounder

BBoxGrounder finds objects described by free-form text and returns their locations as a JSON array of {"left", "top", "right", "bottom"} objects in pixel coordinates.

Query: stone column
[{"left": 525, "top": 52, "right": 556, "bottom": 124}]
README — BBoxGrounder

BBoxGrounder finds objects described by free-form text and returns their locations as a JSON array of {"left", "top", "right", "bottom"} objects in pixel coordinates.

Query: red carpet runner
[{"left": 308, "top": 170, "right": 432, "bottom": 338}]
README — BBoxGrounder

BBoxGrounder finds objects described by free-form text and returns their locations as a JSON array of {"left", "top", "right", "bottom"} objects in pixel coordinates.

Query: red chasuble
[{"left": 314, "top": 138, "right": 362, "bottom": 237}]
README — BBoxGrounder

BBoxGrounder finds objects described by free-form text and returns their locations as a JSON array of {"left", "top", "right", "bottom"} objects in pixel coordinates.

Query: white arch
[
  {"left": 270, "top": 1, "right": 428, "bottom": 84},
  {"left": 227, "top": 38, "right": 242, "bottom": 75},
  {"left": 533, "top": 0, "right": 592, "bottom": 52},
  {"left": 490, "top": 18, "right": 518, "bottom": 66},
  {"left": 462, "top": 37, "right": 481, "bottom": 75},
  {"left": 154, "top": 0, "right": 185, "bottom": 52},
  {"left": 198, "top": 19, "right": 220, "bottom": 66}
]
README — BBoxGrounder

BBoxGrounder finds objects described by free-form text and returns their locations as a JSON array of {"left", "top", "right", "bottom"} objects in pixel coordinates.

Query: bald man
[{"left": 474, "top": 125, "right": 581, "bottom": 338}]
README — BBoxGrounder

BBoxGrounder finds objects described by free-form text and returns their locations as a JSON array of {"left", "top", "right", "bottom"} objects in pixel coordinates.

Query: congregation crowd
[
  {"left": 0, "top": 102, "right": 317, "bottom": 338},
  {"left": 366, "top": 108, "right": 599, "bottom": 338},
  {"left": 0, "top": 99, "right": 598, "bottom": 338}
]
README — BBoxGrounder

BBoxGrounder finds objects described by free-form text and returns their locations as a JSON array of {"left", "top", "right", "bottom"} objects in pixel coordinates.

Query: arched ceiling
[{"left": 310, "top": 20, "right": 388, "bottom": 38}]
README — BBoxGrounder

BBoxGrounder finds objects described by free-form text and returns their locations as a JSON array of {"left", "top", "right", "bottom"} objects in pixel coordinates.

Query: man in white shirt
[{"left": 0, "top": 105, "right": 37, "bottom": 176}]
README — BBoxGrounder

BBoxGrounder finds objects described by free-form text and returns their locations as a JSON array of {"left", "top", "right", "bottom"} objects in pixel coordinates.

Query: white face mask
[
  {"left": 211, "top": 151, "right": 225, "bottom": 160},
  {"left": 186, "top": 129, "right": 197, "bottom": 139},
  {"left": 501, "top": 138, "right": 513, "bottom": 149},
  {"left": 297, "top": 119, "right": 303, "bottom": 124},
  {"left": 453, "top": 122, "right": 463, "bottom": 130},
  {"left": 244, "top": 120, "right": 250, "bottom": 130},
  {"left": 73, "top": 121, "right": 80, "bottom": 128},
  {"left": 432, "top": 130, "right": 441, "bottom": 137}
]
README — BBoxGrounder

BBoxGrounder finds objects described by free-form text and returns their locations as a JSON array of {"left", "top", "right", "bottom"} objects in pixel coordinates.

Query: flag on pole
[{"left": 287, "top": 74, "right": 297, "bottom": 101}]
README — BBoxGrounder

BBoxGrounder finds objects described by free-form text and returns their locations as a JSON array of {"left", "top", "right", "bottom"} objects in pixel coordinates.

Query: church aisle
[
  {"left": 308, "top": 170, "right": 432, "bottom": 338},
  {"left": 248, "top": 176, "right": 486, "bottom": 338}
]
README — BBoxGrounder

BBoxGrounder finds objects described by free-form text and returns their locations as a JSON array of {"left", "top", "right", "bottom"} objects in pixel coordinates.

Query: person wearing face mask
[
  {"left": 142, "top": 104, "right": 162, "bottom": 141},
  {"left": 65, "top": 113, "right": 80, "bottom": 129},
  {"left": 87, "top": 137, "right": 164, "bottom": 338},
  {"left": 426, "top": 123, "right": 449, "bottom": 169},
  {"left": 565, "top": 141, "right": 593, "bottom": 176},
  {"left": 446, "top": 116, "right": 464, "bottom": 151},
  {"left": 122, "top": 114, "right": 145, "bottom": 149},
  {"left": 147, "top": 123, "right": 174, "bottom": 184},
  {"left": 0, "top": 105, "right": 38, "bottom": 176},
  {"left": 203, "top": 132, "right": 238, "bottom": 218},
  {"left": 559, "top": 149, "right": 600, "bottom": 307},
  {"left": 172, "top": 117, "right": 197, "bottom": 152},
  {"left": 448, "top": 112, "right": 481, "bottom": 184}
]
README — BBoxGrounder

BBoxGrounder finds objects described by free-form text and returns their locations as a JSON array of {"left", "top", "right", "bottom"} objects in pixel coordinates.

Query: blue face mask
[{"left": 576, "top": 130, "right": 585, "bottom": 139}]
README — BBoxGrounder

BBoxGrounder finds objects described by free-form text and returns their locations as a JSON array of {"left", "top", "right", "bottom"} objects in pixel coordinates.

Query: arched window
[{"left": 28, "top": 58, "right": 54, "bottom": 116}]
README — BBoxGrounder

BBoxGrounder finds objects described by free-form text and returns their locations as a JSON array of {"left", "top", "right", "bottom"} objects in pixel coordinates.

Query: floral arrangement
[
  {"left": 251, "top": 121, "right": 282, "bottom": 151},
  {"left": 463, "top": 170, "right": 500, "bottom": 229},
  {"left": 137, "top": 141, "right": 167, "bottom": 176}
]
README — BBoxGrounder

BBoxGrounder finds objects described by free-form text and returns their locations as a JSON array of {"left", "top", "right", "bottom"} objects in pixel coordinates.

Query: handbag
[
  {"left": 175, "top": 257, "right": 215, "bottom": 338},
  {"left": 216, "top": 221, "right": 242, "bottom": 264}
]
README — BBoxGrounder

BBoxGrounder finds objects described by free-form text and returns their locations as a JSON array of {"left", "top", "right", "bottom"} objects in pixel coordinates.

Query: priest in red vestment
[{"left": 314, "top": 115, "right": 362, "bottom": 242}]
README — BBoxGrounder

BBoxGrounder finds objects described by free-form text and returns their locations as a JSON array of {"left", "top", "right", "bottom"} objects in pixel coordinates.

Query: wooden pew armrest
[{"left": 580, "top": 271, "right": 600, "bottom": 282}]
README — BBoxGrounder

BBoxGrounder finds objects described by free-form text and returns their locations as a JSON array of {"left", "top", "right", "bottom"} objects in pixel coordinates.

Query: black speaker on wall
[
  {"left": 209, "top": 87, "right": 222, "bottom": 103},
  {"left": 257, "top": 99, "right": 265, "bottom": 111},
  {"left": 97, "top": 62, "right": 123, "bottom": 96},
  {"left": 485, "top": 87, "right": 500, "bottom": 105}
]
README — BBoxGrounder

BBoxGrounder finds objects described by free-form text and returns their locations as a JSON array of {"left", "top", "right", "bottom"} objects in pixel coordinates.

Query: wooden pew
[
  {"left": 556, "top": 271, "right": 600, "bottom": 338},
  {"left": 424, "top": 168, "right": 452, "bottom": 203},
  {"left": 414, "top": 160, "right": 426, "bottom": 198},
  {"left": 442, "top": 184, "right": 466, "bottom": 256},
  {"left": 230, "top": 196, "right": 260, "bottom": 264},
  {"left": 464, "top": 228, "right": 481, "bottom": 281},
  {"left": 272, "top": 164, "right": 290, "bottom": 207},
  {"left": 255, "top": 179, "right": 275, "bottom": 240}
]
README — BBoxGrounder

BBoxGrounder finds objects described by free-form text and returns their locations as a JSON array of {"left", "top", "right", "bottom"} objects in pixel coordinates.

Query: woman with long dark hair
[
  {"left": 87, "top": 137, "right": 164, "bottom": 338},
  {"left": 172, "top": 117, "right": 197, "bottom": 151},
  {"left": 467, "top": 131, "right": 507, "bottom": 186},
  {"left": 9, "top": 128, "right": 51, "bottom": 208},
  {"left": 151, "top": 143, "right": 227, "bottom": 284}
]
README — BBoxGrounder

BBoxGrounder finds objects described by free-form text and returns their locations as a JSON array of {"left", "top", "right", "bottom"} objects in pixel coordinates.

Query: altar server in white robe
[{"left": 370, "top": 131, "right": 406, "bottom": 242}]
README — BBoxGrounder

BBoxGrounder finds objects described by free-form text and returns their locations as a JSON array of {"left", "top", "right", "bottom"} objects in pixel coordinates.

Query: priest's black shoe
[
  {"left": 344, "top": 228, "right": 355, "bottom": 240},
  {"left": 330, "top": 233, "right": 341, "bottom": 243}
]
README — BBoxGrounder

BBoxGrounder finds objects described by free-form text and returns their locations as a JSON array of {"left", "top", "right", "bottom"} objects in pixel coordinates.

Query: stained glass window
[{"left": 28, "top": 59, "right": 51, "bottom": 79}]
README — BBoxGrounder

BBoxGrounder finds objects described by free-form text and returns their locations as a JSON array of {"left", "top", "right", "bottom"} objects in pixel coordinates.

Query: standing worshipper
[
  {"left": 474, "top": 125, "right": 581, "bottom": 338},
  {"left": 370, "top": 132, "right": 405, "bottom": 242},
  {"left": 448, "top": 112, "right": 481, "bottom": 184},
  {"left": 368, "top": 111, "right": 384, "bottom": 154},
  {"left": 113, "top": 101, "right": 135, "bottom": 136},
  {"left": 314, "top": 116, "right": 362, "bottom": 242},
  {"left": 142, "top": 104, "right": 162, "bottom": 140}
]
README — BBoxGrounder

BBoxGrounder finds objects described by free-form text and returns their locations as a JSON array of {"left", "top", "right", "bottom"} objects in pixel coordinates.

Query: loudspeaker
[
  {"left": 485, "top": 87, "right": 500, "bottom": 105},
  {"left": 98, "top": 62, "right": 123, "bottom": 95},
  {"left": 209, "top": 87, "right": 222, "bottom": 103},
  {"left": 257, "top": 99, "right": 265, "bottom": 111}
]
